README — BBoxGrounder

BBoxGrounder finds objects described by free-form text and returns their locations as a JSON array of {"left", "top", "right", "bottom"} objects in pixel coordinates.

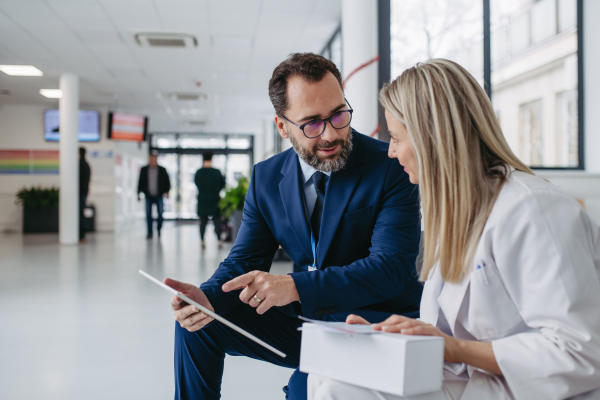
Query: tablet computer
[{"left": 139, "top": 270, "right": 286, "bottom": 358}]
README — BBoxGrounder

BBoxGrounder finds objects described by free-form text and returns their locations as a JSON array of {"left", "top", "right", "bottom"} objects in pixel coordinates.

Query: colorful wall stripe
[
  {"left": 32, "top": 150, "right": 60, "bottom": 174},
  {"left": 0, "top": 150, "right": 30, "bottom": 174},
  {"left": 0, "top": 150, "right": 59, "bottom": 174}
]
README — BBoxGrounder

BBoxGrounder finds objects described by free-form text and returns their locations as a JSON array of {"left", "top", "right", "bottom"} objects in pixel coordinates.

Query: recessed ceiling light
[
  {"left": 40, "top": 89, "right": 62, "bottom": 98},
  {"left": 0, "top": 65, "right": 43, "bottom": 76}
]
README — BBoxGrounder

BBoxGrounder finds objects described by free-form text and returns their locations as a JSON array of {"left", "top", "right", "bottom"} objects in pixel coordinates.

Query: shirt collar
[{"left": 298, "top": 157, "right": 331, "bottom": 183}]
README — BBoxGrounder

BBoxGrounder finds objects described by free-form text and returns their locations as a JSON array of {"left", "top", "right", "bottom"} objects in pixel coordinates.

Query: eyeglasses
[{"left": 279, "top": 99, "right": 354, "bottom": 139}]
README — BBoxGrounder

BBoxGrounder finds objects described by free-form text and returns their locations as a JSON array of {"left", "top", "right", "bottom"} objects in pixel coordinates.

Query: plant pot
[
  {"left": 23, "top": 206, "right": 59, "bottom": 233},
  {"left": 230, "top": 209, "right": 243, "bottom": 243}
]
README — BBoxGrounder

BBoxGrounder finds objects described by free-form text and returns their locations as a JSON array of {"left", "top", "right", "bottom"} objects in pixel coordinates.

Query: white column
[
  {"left": 342, "top": 0, "right": 379, "bottom": 138},
  {"left": 59, "top": 73, "right": 79, "bottom": 245}
]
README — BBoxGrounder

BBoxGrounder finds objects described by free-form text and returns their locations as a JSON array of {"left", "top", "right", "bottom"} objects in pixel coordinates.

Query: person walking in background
[
  {"left": 79, "top": 147, "right": 91, "bottom": 243},
  {"left": 138, "top": 153, "right": 171, "bottom": 239},
  {"left": 194, "top": 151, "right": 226, "bottom": 250}
]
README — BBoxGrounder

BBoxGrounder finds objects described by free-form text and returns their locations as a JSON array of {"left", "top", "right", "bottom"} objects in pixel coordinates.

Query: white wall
[
  {"left": 0, "top": 103, "right": 147, "bottom": 233},
  {"left": 538, "top": 171, "right": 600, "bottom": 223}
]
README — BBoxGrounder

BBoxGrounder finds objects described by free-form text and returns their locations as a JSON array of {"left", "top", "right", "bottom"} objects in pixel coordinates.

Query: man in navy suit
[{"left": 164, "top": 53, "right": 422, "bottom": 400}]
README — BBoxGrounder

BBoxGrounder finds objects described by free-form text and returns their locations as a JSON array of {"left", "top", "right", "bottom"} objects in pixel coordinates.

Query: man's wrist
[{"left": 285, "top": 275, "right": 300, "bottom": 302}]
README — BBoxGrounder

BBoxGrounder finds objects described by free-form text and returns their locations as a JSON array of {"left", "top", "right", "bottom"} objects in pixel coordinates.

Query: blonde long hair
[{"left": 379, "top": 59, "right": 533, "bottom": 283}]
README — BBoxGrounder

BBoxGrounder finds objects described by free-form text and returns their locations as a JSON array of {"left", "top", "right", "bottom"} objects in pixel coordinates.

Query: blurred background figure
[
  {"left": 138, "top": 153, "right": 171, "bottom": 239},
  {"left": 79, "top": 147, "right": 91, "bottom": 243},
  {"left": 195, "top": 151, "right": 226, "bottom": 249}
]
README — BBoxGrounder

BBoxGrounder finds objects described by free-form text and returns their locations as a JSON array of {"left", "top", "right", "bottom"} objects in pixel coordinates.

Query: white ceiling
[{"left": 0, "top": 0, "right": 341, "bottom": 134}]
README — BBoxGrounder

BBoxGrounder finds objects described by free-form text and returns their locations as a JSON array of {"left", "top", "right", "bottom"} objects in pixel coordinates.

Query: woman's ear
[{"left": 274, "top": 115, "right": 289, "bottom": 139}]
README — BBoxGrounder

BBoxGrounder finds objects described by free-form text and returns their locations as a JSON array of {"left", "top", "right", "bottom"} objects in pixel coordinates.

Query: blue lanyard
[{"left": 309, "top": 221, "right": 318, "bottom": 271}]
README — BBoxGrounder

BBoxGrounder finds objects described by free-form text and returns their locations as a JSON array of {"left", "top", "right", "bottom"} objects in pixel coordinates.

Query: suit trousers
[
  {"left": 174, "top": 304, "right": 306, "bottom": 400},
  {"left": 199, "top": 211, "right": 221, "bottom": 241},
  {"left": 146, "top": 196, "right": 164, "bottom": 236}
]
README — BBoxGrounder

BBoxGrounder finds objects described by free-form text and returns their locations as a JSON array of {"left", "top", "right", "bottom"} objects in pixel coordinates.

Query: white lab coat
[
  {"left": 309, "top": 171, "right": 600, "bottom": 400},
  {"left": 419, "top": 170, "right": 600, "bottom": 399}
]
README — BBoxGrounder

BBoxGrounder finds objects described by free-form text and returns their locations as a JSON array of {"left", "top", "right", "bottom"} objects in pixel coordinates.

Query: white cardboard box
[{"left": 299, "top": 322, "right": 445, "bottom": 397}]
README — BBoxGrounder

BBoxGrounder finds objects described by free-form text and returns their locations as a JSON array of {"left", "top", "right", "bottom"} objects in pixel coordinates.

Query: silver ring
[{"left": 253, "top": 295, "right": 263, "bottom": 303}]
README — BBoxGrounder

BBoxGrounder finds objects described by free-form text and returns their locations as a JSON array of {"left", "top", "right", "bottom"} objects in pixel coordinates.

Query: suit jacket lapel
[
  {"left": 316, "top": 130, "right": 363, "bottom": 268},
  {"left": 279, "top": 150, "right": 313, "bottom": 262}
]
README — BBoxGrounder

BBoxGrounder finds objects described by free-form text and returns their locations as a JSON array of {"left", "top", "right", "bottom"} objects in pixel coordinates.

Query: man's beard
[{"left": 289, "top": 128, "right": 353, "bottom": 173}]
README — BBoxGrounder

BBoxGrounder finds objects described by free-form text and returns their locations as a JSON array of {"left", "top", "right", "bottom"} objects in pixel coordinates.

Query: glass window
[
  {"left": 154, "top": 137, "right": 178, "bottom": 149},
  {"left": 390, "top": 0, "right": 483, "bottom": 81},
  {"left": 179, "top": 137, "right": 226, "bottom": 149},
  {"left": 321, "top": 28, "right": 343, "bottom": 75},
  {"left": 518, "top": 99, "right": 544, "bottom": 166},
  {"left": 558, "top": 0, "right": 576, "bottom": 32},
  {"left": 157, "top": 153, "right": 179, "bottom": 219},
  {"left": 226, "top": 154, "right": 250, "bottom": 187},
  {"left": 179, "top": 154, "right": 203, "bottom": 218},
  {"left": 227, "top": 138, "right": 251, "bottom": 149},
  {"left": 491, "top": 0, "right": 578, "bottom": 168},
  {"left": 330, "top": 31, "right": 343, "bottom": 75},
  {"left": 555, "top": 89, "right": 578, "bottom": 167}
]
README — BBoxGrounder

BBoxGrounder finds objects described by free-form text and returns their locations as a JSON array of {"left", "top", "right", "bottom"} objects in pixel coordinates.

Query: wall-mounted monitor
[
  {"left": 44, "top": 109, "right": 101, "bottom": 142},
  {"left": 107, "top": 112, "right": 148, "bottom": 142}
]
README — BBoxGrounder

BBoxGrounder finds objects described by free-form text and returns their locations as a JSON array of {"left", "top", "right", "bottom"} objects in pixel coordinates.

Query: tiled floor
[{"left": 0, "top": 222, "right": 294, "bottom": 400}]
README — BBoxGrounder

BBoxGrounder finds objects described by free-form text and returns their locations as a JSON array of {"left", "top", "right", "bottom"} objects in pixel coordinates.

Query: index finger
[
  {"left": 346, "top": 315, "right": 370, "bottom": 325},
  {"left": 372, "top": 314, "right": 410, "bottom": 329},
  {"left": 222, "top": 272, "right": 257, "bottom": 292}
]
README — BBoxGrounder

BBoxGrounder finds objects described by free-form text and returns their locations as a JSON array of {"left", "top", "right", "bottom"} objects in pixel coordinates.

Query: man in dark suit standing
[
  {"left": 194, "top": 151, "right": 226, "bottom": 250},
  {"left": 164, "top": 53, "right": 422, "bottom": 399},
  {"left": 79, "top": 147, "right": 91, "bottom": 242},
  {"left": 137, "top": 153, "right": 171, "bottom": 238}
]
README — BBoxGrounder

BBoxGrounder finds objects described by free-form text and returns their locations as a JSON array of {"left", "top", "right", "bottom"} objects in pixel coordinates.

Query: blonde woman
[{"left": 308, "top": 60, "right": 600, "bottom": 400}]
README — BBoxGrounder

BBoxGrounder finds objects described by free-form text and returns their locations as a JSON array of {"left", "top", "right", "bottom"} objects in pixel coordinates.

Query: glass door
[
  {"left": 157, "top": 153, "right": 178, "bottom": 219},
  {"left": 150, "top": 133, "right": 254, "bottom": 220}
]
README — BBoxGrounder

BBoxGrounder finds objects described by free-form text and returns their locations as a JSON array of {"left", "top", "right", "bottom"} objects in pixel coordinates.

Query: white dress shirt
[{"left": 298, "top": 158, "right": 331, "bottom": 218}]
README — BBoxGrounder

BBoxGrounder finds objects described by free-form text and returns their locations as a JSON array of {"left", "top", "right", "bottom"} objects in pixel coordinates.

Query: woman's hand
[
  {"left": 346, "top": 314, "right": 502, "bottom": 375},
  {"left": 371, "top": 315, "right": 461, "bottom": 363}
]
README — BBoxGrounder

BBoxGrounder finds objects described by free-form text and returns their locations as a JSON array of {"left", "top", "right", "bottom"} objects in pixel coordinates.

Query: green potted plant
[
  {"left": 219, "top": 176, "right": 249, "bottom": 242},
  {"left": 15, "top": 186, "right": 59, "bottom": 233}
]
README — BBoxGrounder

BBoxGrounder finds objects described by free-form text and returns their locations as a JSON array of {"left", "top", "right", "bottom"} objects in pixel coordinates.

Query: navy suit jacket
[{"left": 201, "top": 130, "right": 423, "bottom": 320}]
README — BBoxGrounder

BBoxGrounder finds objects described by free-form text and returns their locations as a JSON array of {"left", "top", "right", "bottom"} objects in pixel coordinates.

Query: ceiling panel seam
[{"left": 0, "top": 4, "right": 62, "bottom": 63}]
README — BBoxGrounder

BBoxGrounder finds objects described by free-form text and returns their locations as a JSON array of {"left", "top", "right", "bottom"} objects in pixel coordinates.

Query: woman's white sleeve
[{"left": 491, "top": 191, "right": 600, "bottom": 399}]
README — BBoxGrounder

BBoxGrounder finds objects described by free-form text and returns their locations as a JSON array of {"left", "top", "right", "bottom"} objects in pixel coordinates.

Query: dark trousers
[
  {"left": 145, "top": 196, "right": 164, "bottom": 236},
  {"left": 79, "top": 194, "right": 87, "bottom": 240},
  {"left": 199, "top": 211, "right": 221, "bottom": 241},
  {"left": 174, "top": 305, "right": 307, "bottom": 400}
]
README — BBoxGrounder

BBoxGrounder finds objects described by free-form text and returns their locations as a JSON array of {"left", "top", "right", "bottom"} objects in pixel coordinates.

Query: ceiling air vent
[
  {"left": 135, "top": 32, "right": 198, "bottom": 48},
  {"left": 185, "top": 120, "right": 210, "bottom": 126},
  {"left": 165, "top": 92, "right": 208, "bottom": 101}
]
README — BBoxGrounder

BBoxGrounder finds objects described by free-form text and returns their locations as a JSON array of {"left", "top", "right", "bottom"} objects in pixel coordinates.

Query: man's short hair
[
  {"left": 268, "top": 53, "right": 343, "bottom": 116},
  {"left": 203, "top": 151, "right": 214, "bottom": 162},
  {"left": 79, "top": 147, "right": 86, "bottom": 158}
]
